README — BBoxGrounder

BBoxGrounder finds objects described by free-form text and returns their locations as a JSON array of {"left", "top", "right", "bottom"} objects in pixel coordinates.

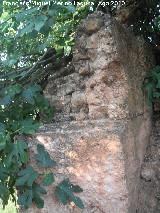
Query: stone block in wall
[
  {"left": 44, "top": 12, "right": 154, "bottom": 122},
  {"left": 22, "top": 113, "right": 151, "bottom": 213},
  {"left": 25, "top": 11, "right": 155, "bottom": 213}
]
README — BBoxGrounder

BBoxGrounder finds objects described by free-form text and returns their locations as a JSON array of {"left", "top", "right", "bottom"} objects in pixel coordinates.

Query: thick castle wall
[{"left": 23, "top": 12, "right": 154, "bottom": 213}]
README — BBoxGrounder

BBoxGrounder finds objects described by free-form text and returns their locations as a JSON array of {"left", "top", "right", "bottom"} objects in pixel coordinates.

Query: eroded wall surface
[
  {"left": 24, "top": 12, "right": 154, "bottom": 213},
  {"left": 137, "top": 114, "right": 160, "bottom": 213}
]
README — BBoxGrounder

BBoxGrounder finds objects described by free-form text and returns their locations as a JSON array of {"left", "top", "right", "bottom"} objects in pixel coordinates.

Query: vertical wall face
[
  {"left": 45, "top": 13, "right": 153, "bottom": 122},
  {"left": 25, "top": 12, "right": 154, "bottom": 213}
]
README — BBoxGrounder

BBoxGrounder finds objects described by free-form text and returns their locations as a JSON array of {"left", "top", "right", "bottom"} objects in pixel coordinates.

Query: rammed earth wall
[{"left": 23, "top": 12, "right": 155, "bottom": 213}]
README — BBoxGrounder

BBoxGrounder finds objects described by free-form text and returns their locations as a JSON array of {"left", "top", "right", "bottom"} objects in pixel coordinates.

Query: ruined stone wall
[
  {"left": 24, "top": 12, "right": 154, "bottom": 213},
  {"left": 137, "top": 114, "right": 160, "bottom": 213},
  {"left": 45, "top": 13, "right": 153, "bottom": 123}
]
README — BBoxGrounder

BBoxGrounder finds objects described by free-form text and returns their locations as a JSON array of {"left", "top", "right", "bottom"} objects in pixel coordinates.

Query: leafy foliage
[
  {"left": 35, "top": 144, "right": 56, "bottom": 167},
  {"left": 16, "top": 166, "right": 39, "bottom": 187},
  {"left": 94, "top": 0, "right": 160, "bottom": 47},
  {"left": 0, "top": 0, "right": 85, "bottom": 210},
  {"left": 144, "top": 66, "right": 160, "bottom": 106},
  {"left": 42, "top": 172, "right": 55, "bottom": 186},
  {"left": 0, "top": 82, "right": 46, "bottom": 206},
  {"left": 55, "top": 179, "right": 84, "bottom": 209},
  {"left": 18, "top": 183, "right": 47, "bottom": 209},
  {"left": 0, "top": 1, "right": 159, "bottom": 74},
  {"left": 0, "top": 0, "right": 90, "bottom": 74},
  {"left": 0, "top": 81, "right": 83, "bottom": 209}
]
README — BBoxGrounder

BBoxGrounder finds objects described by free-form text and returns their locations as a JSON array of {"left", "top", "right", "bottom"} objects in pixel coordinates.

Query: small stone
[
  {"left": 156, "top": 167, "right": 160, "bottom": 180},
  {"left": 155, "top": 194, "right": 160, "bottom": 200},
  {"left": 84, "top": 17, "right": 104, "bottom": 34},
  {"left": 101, "top": 74, "right": 115, "bottom": 86},
  {"left": 141, "top": 165, "right": 155, "bottom": 181},
  {"left": 71, "top": 91, "right": 87, "bottom": 108},
  {"left": 65, "top": 85, "right": 75, "bottom": 95},
  {"left": 79, "top": 63, "right": 90, "bottom": 76},
  {"left": 154, "top": 101, "right": 160, "bottom": 112}
]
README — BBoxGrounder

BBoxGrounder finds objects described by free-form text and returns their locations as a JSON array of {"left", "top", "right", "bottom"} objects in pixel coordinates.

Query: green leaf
[
  {"left": 27, "top": 29, "right": 38, "bottom": 39},
  {"left": 18, "top": 22, "right": 34, "bottom": 37},
  {"left": 55, "top": 179, "right": 84, "bottom": 209},
  {"left": 16, "top": 166, "right": 38, "bottom": 186},
  {"left": 0, "top": 164, "right": 8, "bottom": 181},
  {"left": 18, "top": 183, "right": 46, "bottom": 209},
  {"left": 18, "top": 189, "right": 33, "bottom": 209},
  {"left": 153, "top": 92, "right": 160, "bottom": 98},
  {"left": 5, "top": 84, "right": 22, "bottom": 96},
  {"left": 156, "top": 79, "right": 160, "bottom": 88},
  {"left": 33, "top": 191, "right": 44, "bottom": 209},
  {"left": 34, "top": 15, "right": 48, "bottom": 32},
  {"left": 20, "top": 119, "right": 40, "bottom": 135},
  {"left": 55, "top": 185, "right": 68, "bottom": 205},
  {"left": 0, "top": 123, "right": 5, "bottom": 133},
  {"left": 144, "top": 82, "right": 154, "bottom": 106},
  {"left": 2, "top": 58, "right": 16, "bottom": 67},
  {"left": 70, "top": 184, "right": 83, "bottom": 193},
  {"left": 66, "top": 5, "right": 76, "bottom": 13},
  {"left": 48, "top": 9, "right": 56, "bottom": 17},
  {"left": 35, "top": 144, "right": 56, "bottom": 168},
  {"left": 4, "top": 143, "right": 15, "bottom": 167},
  {"left": 15, "top": 140, "right": 29, "bottom": 164},
  {"left": 0, "top": 84, "right": 22, "bottom": 106},
  {"left": 22, "top": 84, "right": 41, "bottom": 104},
  {"left": 0, "top": 95, "right": 12, "bottom": 106},
  {"left": 70, "top": 196, "right": 84, "bottom": 209},
  {"left": 0, "top": 1, "right": 3, "bottom": 16},
  {"left": 4, "top": 140, "right": 28, "bottom": 166},
  {"left": 0, "top": 182, "right": 10, "bottom": 206},
  {"left": 43, "top": 173, "right": 55, "bottom": 186},
  {"left": 15, "top": 8, "right": 38, "bottom": 22},
  {"left": 46, "top": 17, "right": 54, "bottom": 27},
  {"left": 0, "top": 133, "right": 10, "bottom": 151},
  {"left": 33, "top": 183, "right": 47, "bottom": 195},
  {"left": 39, "top": 24, "right": 50, "bottom": 36},
  {"left": 32, "top": 183, "right": 47, "bottom": 209}
]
